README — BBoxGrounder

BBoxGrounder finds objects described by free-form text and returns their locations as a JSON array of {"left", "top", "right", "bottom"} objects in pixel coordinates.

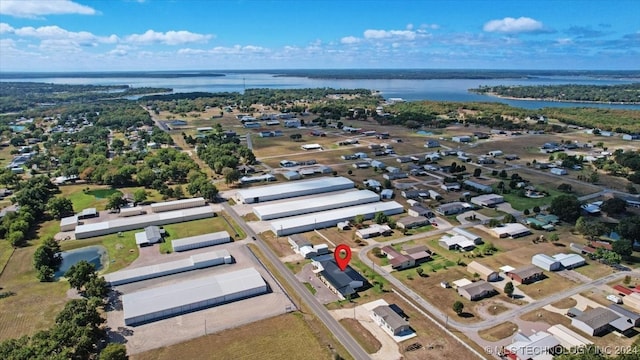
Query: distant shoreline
[{"left": 478, "top": 91, "right": 640, "bottom": 105}]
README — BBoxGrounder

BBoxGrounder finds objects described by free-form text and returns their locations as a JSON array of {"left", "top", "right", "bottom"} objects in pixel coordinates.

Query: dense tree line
[
  {"left": 471, "top": 83, "right": 640, "bottom": 104},
  {"left": 0, "top": 82, "right": 169, "bottom": 113}
]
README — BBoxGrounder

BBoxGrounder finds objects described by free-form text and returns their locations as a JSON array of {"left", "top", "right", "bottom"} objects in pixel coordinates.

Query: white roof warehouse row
[
  {"left": 150, "top": 197, "right": 206, "bottom": 213},
  {"left": 122, "top": 267, "right": 267, "bottom": 326},
  {"left": 104, "top": 249, "right": 232, "bottom": 286},
  {"left": 172, "top": 231, "right": 231, "bottom": 252},
  {"left": 270, "top": 201, "right": 404, "bottom": 236},
  {"left": 235, "top": 176, "right": 354, "bottom": 204},
  {"left": 74, "top": 207, "right": 214, "bottom": 239},
  {"left": 253, "top": 190, "right": 380, "bottom": 220}
]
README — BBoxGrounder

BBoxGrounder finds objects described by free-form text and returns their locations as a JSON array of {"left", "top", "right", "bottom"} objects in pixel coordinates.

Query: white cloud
[
  {"left": 406, "top": 23, "right": 414, "bottom": 30},
  {"left": 483, "top": 17, "right": 544, "bottom": 33},
  {"left": 178, "top": 45, "right": 269, "bottom": 56},
  {"left": 341, "top": 36, "right": 360, "bottom": 44},
  {"left": 364, "top": 29, "right": 417, "bottom": 40},
  {"left": 0, "top": 0, "right": 96, "bottom": 18},
  {"left": 0, "top": 22, "right": 14, "bottom": 34},
  {"left": 126, "top": 30, "right": 212, "bottom": 45},
  {"left": 555, "top": 38, "right": 573, "bottom": 45},
  {"left": 421, "top": 23, "right": 440, "bottom": 30},
  {"left": 11, "top": 25, "right": 117, "bottom": 45}
]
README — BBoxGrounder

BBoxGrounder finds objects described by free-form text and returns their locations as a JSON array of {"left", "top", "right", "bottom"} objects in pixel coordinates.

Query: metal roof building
[
  {"left": 60, "top": 215, "right": 78, "bottom": 232},
  {"left": 171, "top": 231, "right": 231, "bottom": 252},
  {"left": 104, "top": 249, "right": 232, "bottom": 286},
  {"left": 235, "top": 177, "right": 354, "bottom": 204},
  {"left": 532, "top": 254, "right": 562, "bottom": 271},
  {"left": 122, "top": 267, "right": 267, "bottom": 326},
  {"left": 547, "top": 324, "right": 592, "bottom": 350},
  {"left": 252, "top": 190, "right": 379, "bottom": 220},
  {"left": 75, "top": 206, "right": 214, "bottom": 239},
  {"left": 270, "top": 201, "right": 404, "bottom": 236},
  {"left": 150, "top": 197, "right": 206, "bottom": 213}
]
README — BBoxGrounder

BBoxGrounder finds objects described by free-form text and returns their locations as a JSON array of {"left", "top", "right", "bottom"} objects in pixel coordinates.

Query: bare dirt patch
[
  {"left": 478, "top": 321, "right": 519, "bottom": 342},
  {"left": 551, "top": 298, "right": 577, "bottom": 309}
]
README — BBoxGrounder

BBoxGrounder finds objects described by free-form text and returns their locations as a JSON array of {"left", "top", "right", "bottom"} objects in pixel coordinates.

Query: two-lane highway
[{"left": 221, "top": 202, "right": 371, "bottom": 360}]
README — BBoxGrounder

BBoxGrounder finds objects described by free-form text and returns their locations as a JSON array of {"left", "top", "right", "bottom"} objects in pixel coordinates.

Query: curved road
[{"left": 221, "top": 202, "right": 371, "bottom": 360}]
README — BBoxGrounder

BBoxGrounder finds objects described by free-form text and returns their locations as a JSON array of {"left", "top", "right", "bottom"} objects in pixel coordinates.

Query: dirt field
[
  {"left": 339, "top": 318, "right": 382, "bottom": 354},
  {"left": 132, "top": 313, "right": 334, "bottom": 360},
  {"left": 478, "top": 321, "right": 518, "bottom": 342}
]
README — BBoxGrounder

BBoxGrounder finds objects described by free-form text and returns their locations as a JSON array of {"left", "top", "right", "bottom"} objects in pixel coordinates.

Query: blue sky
[{"left": 0, "top": 0, "right": 638, "bottom": 71}]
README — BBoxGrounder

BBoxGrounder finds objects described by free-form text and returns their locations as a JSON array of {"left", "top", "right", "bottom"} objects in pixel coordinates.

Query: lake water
[
  {"left": 3, "top": 72, "right": 640, "bottom": 110},
  {"left": 55, "top": 245, "right": 108, "bottom": 278}
]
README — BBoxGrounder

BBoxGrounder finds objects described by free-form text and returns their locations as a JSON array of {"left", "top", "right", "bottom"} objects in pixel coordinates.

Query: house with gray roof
[
  {"left": 608, "top": 304, "right": 640, "bottom": 327},
  {"left": 571, "top": 307, "right": 628, "bottom": 336},
  {"left": 457, "top": 280, "right": 497, "bottom": 301},
  {"left": 371, "top": 305, "right": 412, "bottom": 337}
]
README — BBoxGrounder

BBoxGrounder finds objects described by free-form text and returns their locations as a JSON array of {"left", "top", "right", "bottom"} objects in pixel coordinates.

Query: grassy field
[
  {"left": 132, "top": 313, "right": 335, "bottom": 360},
  {"left": 60, "top": 230, "right": 139, "bottom": 274},
  {"left": 477, "top": 322, "right": 518, "bottom": 342},
  {"left": 520, "top": 309, "right": 572, "bottom": 328},
  {"left": 339, "top": 318, "right": 381, "bottom": 354},
  {"left": 158, "top": 214, "right": 245, "bottom": 253},
  {"left": 0, "top": 239, "right": 69, "bottom": 341}
]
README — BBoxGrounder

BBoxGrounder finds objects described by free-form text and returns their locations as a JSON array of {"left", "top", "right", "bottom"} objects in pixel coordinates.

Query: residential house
[
  {"left": 572, "top": 307, "right": 630, "bottom": 336},
  {"left": 457, "top": 280, "right": 497, "bottom": 301},
  {"left": 408, "top": 205, "right": 434, "bottom": 218},
  {"left": 435, "top": 202, "right": 469, "bottom": 216},
  {"left": 356, "top": 224, "right": 392, "bottom": 239},
  {"left": 380, "top": 246, "right": 415, "bottom": 270},
  {"left": 608, "top": 304, "right": 640, "bottom": 327},
  {"left": 403, "top": 245, "right": 432, "bottom": 264},
  {"left": 396, "top": 216, "right": 430, "bottom": 229},
  {"left": 439, "top": 235, "right": 476, "bottom": 252},
  {"left": 314, "top": 259, "right": 366, "bottom": 299},
  {"left": 463, "top": 180, "right": 493, "bottom": 194},
  {"left": 470, "top": 194, "right": 504, "bottom": 207},
  {"left": 466, "top": 261, "right": 499, "bottom": 282},
  {"left": 425, "top": 140, "right": 440, "bottom": 148},
  {"left": 452, "top": 135, "right": 471, "bottom": 143},
  {"left": 371, "top": 305, "right": 412, "bottom": 337},
  {"left": 506, "top": 265, "right": 544, "bottom": 285},
  {"left": 490, "top": 223, "right": 532, "bottom": 238}
]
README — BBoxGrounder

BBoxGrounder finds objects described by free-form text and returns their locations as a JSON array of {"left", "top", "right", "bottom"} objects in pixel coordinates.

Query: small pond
[
  {"left": 416, "top": 130, "right": 434, "bottom": 136},
  {"left": 55, "top": 245, "right": 108, "bottom": 278}
]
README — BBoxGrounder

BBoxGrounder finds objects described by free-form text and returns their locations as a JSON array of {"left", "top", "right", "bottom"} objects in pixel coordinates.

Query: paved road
[{"left": 221, "top": 202, "right": 371, "bottom": 360}]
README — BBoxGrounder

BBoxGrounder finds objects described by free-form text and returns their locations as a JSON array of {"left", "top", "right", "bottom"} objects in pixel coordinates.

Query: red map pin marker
[{"left": 334, "top": 244, "right": 352, "bottom": 271}]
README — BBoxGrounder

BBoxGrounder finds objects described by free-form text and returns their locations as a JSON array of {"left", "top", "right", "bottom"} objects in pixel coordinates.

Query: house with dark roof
[
  {"left": 380, "top": 246, "right": 415, "bottom": 270},
  {"left": 407, "top": 205, "right": 434, "bottom": 218},
  {"left": 396, "top": 216, "right": 430, "bottom": 230},
  {"left": 314, "top": 259, "right": 366, "bottom": 299},
  {"left": 506, "top": 265, "right": 544, "bottom": 285},
  {"left": 435, "top": 202, "right": 469, "bottom": 216},
  {"left": 371, "top": 305, "right": 412, "bottom": 337},
  {"left": 457, "top": 280, "right": 497, "bottom": 301},
  {"left": 403, "top": 245, "right": 432, "bottom": 264}
]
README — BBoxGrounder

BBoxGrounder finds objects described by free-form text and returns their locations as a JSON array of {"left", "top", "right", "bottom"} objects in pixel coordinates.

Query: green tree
[
  {"left": 223, "top": 168, "right": 241, "bottom": 185},
  {"left": 99, "top": 343, "right": 128, "bottom": 360},
  {"left": 84, "top": 276, "right": 108, "bottom": 299},
  {"left": 65, "top": 261, "right": 96, "bottom": 291},
  {"left": 612, "top": 239, "right": 633, "bottom": 258},
  {"left": 416, "top": 268, "right": 424, "bottom": 277},
  {"left": 601, "top": 197, "right": 626, "bottom": 215},
  {"left": 549, "top": 194, "right": 581, "bottom": 222},
  {"left": 373, "top": 211, "right": 388, "bottom": 224},
  {"left": 549, "top": 233, "right": 559, "bottom": 242},
  {"left": 504, "top": 281, "right": 514, "bottom": 298},
  {"left": 575, "top": 217, "right": 607, "bottom": 240},
  {"left": 8, "top": 230, "right": 26, "bottom": 247},
  {"left": 46, "top": 197, "right": 75, "bottom": 220},
  {"left": 453, "top": 301, "right": 464, "bottom": 315},
  {"left": 353, "top": 214, "right": 365, "bottom": 225},
  {"left": 473, "top": 168, "right": 481, "bottom": 177},
  {"left": 532, "top": 206, "right": 541, "bottom": 214},
  {"left": 617, "top": 216, "right": 640, "bottom": 241},
  {"left": 503, "top": 214, "right": 516, "bottom": 223},
  {"left": 488, "top": 219, "right": 501, "bottom": 228},
  {"left": 173, "top": 185, "right": 185, "bottom": 199},
  {"left": 106, "top": 193, "right": 127, "bottom": 212},
  {"left": 133, "top": 189, "right": 147, "bottom": 204},
  {"left": 523, "top": 208, "right": 530, "bottom": 216}
]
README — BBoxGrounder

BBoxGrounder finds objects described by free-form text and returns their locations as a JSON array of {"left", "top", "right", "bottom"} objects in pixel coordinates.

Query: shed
[
  {"left": 135, "top": 226, "right": 163, "bottom": 247},
  {"left": 380, "top": 189, "right": 393, "bottom": 199},
  {"left": 532, "top": 254, "right": 562, "bottom": 271},
  {"left": 457, "top": 280, "right": 497, "bottom": 301},
  {"left": 283, "top": 171, "right": 302, "bottom": 180},
  {"left": 60, "top": 216, "right": 78, "bottom": 232},
  {"left": 371, "top": 305, "right": 412, "bottom": 336},
  {"left": 506, "top": 265, "right": 544, "bottom": 284},
  {"left": 78, "top": 208, "right": 98, "bottom": 220},
  {"left": 466, "top": 261, "right": 499, "bottom": 282},
  {"left": 550, "top": 168, "right": 568, "bottom": 176}
]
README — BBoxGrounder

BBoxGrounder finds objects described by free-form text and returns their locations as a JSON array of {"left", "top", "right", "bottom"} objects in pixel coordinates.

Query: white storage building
[
  {"left": 75, "top": 207, "right": 214, "bottom": 239},
  {"left": 547, "top": 324, "right": 593, "bottom": 350},
  {"left": 252, "top": 190, "right": 379, "bottom": 220},
  {"left": 60, "top": 216, "right": 78, "bottom": 232},
  {"left": 235, "top": 177, "right": 354, "bottom": 204},
  {"left": 553, "top": 253, "right": 586, "bottom": 269},
  {"left": 270, "top": 201, "right": 404, "bottom": 236},
  {"left": 122, "top": 267, "right": 267, "bottom": 326},
  {"left": 451, "top": 227, "right": 482, "bottom": 244},
  {"left": 532, "top": 254, "right": 562, "bottom": 271},
  {"left": 172, "top": 231, "right": 231, "bottom": 252},
  {"left": 104, "top": 250, "right": 233, "bottom": 286},
  {"left": 119, "top": 206, "right": 144, "bottom": 217},
  {"left": 151, "top": 197, "right": 206, "bottom": 213}
]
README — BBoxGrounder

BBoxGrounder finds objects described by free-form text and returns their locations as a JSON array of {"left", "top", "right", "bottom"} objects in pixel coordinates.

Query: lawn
[
  {"left": 478, "top": 321, "right": 518, "bottom": 342},
  {"left": 158, "top": 214, "right": 245, "bottom": 253},
  {"left": 303, "top": 282, "right": 317, "bottom": 295},
  {"left": 517, "top": 272, "right": 578, "bottom": 300},
  {"left": 520, "top": 309, "right": 571, "bottom": 328},
  {"left": 61, "top": 184, "right": 116, "bottom": 211},
  {"left": 132, "top": 313, "right": 335, "bottom": 360}
]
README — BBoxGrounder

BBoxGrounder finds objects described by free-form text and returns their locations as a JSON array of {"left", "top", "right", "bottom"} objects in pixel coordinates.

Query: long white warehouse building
[
  {"left": 172, "top": 231, "right": 231, "bottom": 252},
  {"left": 122, "top": 267, "right": 267, "bottom": 325},
  {"left": 104, "top": 249, "right": 232, "bottom": 286},
  {"left": 151, "top": 197, "right": 206, "bottom": 213},
  {"left": 253, "top": 190, "right": 380, "bottom": 220},
  {"left": 75, "top": 206, "right": 214, "bottom": 239},
  {"left": 270, "top": 201, "right": 404, "bottom": 236},
  {"left": 235, "top": 176, "right": 354, "bottom": 204}
]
